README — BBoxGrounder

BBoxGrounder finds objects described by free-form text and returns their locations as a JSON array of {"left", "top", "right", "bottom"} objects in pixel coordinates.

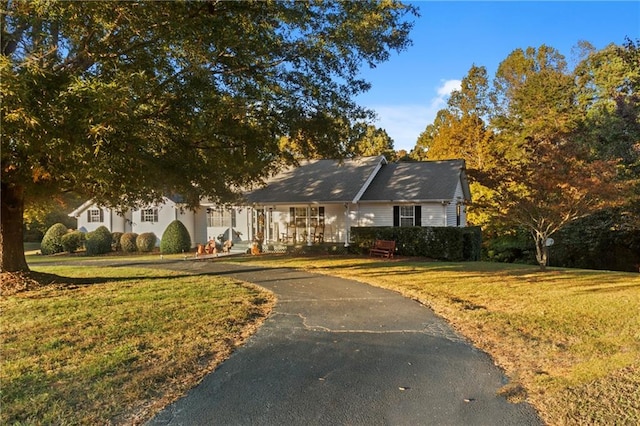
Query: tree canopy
[
  {"left": 1, "top": 0, "right": 418, "bottom": 272},
  {"left": 412, "top": 42, "right": 638, "bottom": 270},
  {"left": 351, "top": 124, "right": 396, "bottom": 160}
]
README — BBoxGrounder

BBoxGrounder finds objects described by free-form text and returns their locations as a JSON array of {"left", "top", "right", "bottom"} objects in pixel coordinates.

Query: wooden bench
[{"left": 369, "top": 239, "right": 396, "bottom": 259}]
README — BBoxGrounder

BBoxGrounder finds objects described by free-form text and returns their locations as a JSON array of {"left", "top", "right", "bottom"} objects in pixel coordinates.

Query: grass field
[
  {"left": 3, "top": 253, "right": 639, "bottom": 424},
  {"left": 1, "top": 262, "right": 274, "bottom": 424}
]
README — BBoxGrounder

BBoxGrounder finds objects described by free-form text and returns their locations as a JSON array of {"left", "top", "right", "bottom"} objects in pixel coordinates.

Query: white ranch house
[{"left": 69, "top": 156, "right": 471, "bottom": 248}]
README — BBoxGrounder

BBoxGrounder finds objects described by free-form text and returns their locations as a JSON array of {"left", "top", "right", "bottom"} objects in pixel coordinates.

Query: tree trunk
[
  {"left": 533, "top": 232, "right": 548, "bottom": 272},
  {"left": 1, "top": 183, "right": 30, "bottom": 272}
]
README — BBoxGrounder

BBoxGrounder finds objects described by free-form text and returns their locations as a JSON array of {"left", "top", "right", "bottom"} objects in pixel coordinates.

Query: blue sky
[{"left": 356, "top": 1, "right": 640, "bottom": 152}]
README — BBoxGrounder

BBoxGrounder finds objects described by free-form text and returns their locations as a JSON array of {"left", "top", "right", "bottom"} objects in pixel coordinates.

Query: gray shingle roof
[
  {"left": 359, "top": 160, "right": 470, "bottom": 202},
  {"left": 244, "top": 157, "right": 470, "bottom": 205},
  {"left": 245, "top": 156, "right": 386, "bottom": 204}
]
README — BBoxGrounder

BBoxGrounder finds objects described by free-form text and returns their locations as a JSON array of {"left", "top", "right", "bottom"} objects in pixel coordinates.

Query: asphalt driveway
[{"left": 147, "top": 260, "right": 541, "bottom": 425}]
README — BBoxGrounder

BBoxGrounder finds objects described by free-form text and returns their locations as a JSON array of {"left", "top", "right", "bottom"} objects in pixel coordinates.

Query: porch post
[
  {"left": 306, "top": 205, "right": 312, "bottom": 246},
  {"left": 344, "top": 203, "right": 350, "bottom": 247},
  {"left": 229, "top": 207, "right": 234, "bottom": 242},
  {"left": 247, "top": 208, "right": 253, "bottom": 242},
  {"left": 265, "top": 207, "right": 270, "bottom": 242}
]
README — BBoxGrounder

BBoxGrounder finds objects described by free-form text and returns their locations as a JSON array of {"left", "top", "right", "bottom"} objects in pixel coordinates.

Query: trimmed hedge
[
  {"left": 136, "top": 232, "right": 157, "bottom": 252},
  {"left": 85, "top": 226, "right": 113, "bottom": 255},
  {"left": 111, "top": 232, "right": 123, "bottom": 252},
  {"left": 40, "top": 223, "right": 68, "bottom": 255},
  {"left": 120, "top": 233, "right": 138, "bottom": 253},
  {"left": 160, "top": 220, "right": 191, "bottom": 254},
  {"left": 351, "top": 226, "right": 482, "bottom": 261},
  {"left": 61, "top": 230, "right": 84, "bottom": 253},
  {"left": 550, "top": 208, "right": 640, "bottom": 272}
]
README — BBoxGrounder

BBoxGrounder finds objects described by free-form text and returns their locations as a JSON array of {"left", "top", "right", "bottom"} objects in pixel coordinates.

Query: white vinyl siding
[
  {"left": 133, "top": 202, "right": 179, "bottom": 244},
  {"left": 358, "top": 203, "right": 448, "bottom": 227},
  {"left": 446, "top": 181, "right": 466, "bottom": 227},
  {"left": 356, "top": 204, "right": 394, "bottom": 227},
  {"left": 420, "top": 204, "right": 444, "bottom": 227}
]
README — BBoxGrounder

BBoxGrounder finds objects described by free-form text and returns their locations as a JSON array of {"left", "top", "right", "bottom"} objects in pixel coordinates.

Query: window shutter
[
  {"left": 414, "top": 205, "right": 421, "bottom": 226},
  {"left": 87, "top": 210, "right": 90, "bottom": 222},
  {"left": 290, "top": 207, "right": 295, "bottom": 224},
  {"left": 393, "top": 206, "right": 400, "bottom": 227},
  {"left": 99, "top": 209, "right": 104, "bottom": 223}
]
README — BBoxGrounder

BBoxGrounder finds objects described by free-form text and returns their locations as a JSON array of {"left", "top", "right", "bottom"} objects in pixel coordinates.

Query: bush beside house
[
  {"left": 85, "top": 226, "right": 113, "bottom": 255},
  {"left": 40, "top": 223, "right": 69, "bottom": 255},
  {"left": 120, "top": 233, "right": 138, "bottom": 253},
  {"left": 160, "top": 220, "right": 191, "bottom": 254},
  {"left": 136, "top": 233, "right": 157, "bottom": 252},
  {"left": 61, "top": 230, "right": 84, "bottom": 253},
  {"left": 111, "top": 232, "right": 123, "bottom": 252}
]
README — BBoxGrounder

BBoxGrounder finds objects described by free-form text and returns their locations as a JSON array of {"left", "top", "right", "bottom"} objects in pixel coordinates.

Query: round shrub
[
  {"left": 61, "top": 230, "right": 84, "bottom": 253},
  {"left": 136, "top": 232, "right": 157, "bottom": 252},
  {"left": 85, "top": 226, "right": 112, "bottom": 255},
  {"left": 111, "top": 232, "right": 123, "bottom": 252},
  {"left": 120, "top": 232, "right": 138, "bottom": 253},
  {"left": 160, "top": 220, "right": 191, "bottom": 254},
  {"left": 41, "top": 223, "right": 68, "bottom": 255}
]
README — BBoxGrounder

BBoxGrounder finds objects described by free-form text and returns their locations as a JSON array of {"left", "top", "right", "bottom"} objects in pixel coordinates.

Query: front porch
[{"left": 201, "top": 203, "right": 353, "bottom": 248}]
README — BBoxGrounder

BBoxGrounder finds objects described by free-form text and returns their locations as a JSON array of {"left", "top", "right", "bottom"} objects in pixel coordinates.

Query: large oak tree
[{"left": 1, "top": 0, "right": 417, "bottom": 272}]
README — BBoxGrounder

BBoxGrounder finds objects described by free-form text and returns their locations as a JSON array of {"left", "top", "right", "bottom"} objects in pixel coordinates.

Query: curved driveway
[{"left": 148, "top": 260, "right": 541, "bottom": 426}]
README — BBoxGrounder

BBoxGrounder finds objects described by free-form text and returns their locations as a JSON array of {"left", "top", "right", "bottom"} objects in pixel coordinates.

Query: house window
[
  {"left": 393, "top": 205, "right": 422, "bottom": 227},
  {"left": 290, "top": 206, "right": 325, "bottom": 228},
  {"left": 87, "top": 209, "right": 103, "bottom": 223},
  {"left": 207, "top": 209, "right": 235, "bottom": 227},
  {"left": 207, "top": 209, "right": 225, "bottom": 227},
  {"left": 400, "top": 206, "right": 415, "bottom": 227},
  {"left": 294, "top": 207, "right": 308, "bottom": 228},
  {"left": 289, "top": 206, "right": 325, "bottom": 242},
  {"left": 141, "top": 208, "right": 158, "bottom": 223}
]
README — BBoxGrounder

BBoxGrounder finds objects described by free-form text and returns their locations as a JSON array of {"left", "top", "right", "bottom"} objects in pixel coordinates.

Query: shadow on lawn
[{"left": 1, "top": 268, "right": 197, "bottom": 296}]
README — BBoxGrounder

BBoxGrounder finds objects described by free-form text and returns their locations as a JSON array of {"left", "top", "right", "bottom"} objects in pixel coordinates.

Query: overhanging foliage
[{"left": 0, "top": 0, "right": 418, "bottom": 271}]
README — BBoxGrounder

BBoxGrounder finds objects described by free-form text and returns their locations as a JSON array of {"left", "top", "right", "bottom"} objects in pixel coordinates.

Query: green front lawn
[{"left": 1, "top": 263, "right": 274, "bottom": 424}]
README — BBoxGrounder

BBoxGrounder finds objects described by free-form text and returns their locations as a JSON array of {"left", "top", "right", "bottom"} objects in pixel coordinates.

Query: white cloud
[
  {"left": 437, "top": 79, "right": 462, "bottom": 97},
  {"left": 369, "top": 79, "right": 461, "bottom": 153}
]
